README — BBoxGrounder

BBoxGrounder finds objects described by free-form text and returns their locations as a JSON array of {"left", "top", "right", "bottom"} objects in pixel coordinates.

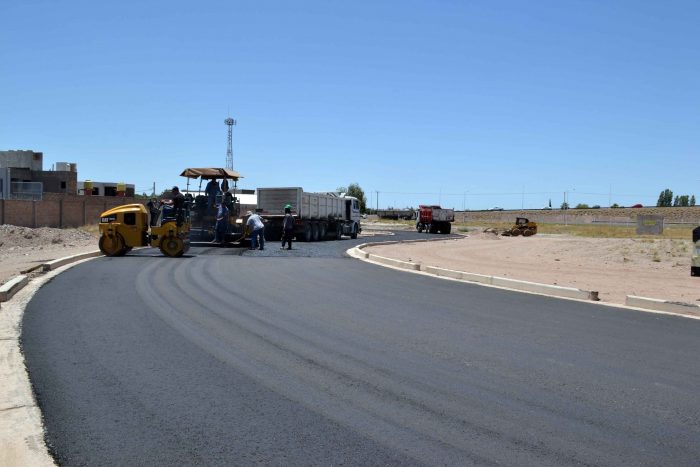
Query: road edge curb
[
  {"left": 348, "top": 241, "right": 700, "bottom": 319},
  {"left": 0, "top": 250, "right": 102, "bottom": 466}
]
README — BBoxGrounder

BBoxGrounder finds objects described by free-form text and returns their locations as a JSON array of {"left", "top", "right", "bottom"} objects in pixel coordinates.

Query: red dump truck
[{"left": 416, "top": 205, "right": 454, "bottom": 234}]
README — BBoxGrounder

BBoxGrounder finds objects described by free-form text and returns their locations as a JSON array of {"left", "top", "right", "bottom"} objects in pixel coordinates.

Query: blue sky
[{"left": 2, "top": 0, "right": 698, "bottom": 210}]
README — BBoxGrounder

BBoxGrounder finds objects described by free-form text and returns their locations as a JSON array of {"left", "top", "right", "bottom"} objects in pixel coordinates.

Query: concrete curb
[
  {"left": 1, "top": 250, "right": 102, "bottom": 467},
  {"left": 42, "top": 251, "right": 103, "bottom": 272},
  {"left": 351, "top": 240, "right": 700, "bottom": 319},
  {"left": 626, "top": 295, "right": 700, "bottom": 318},
  {"left": 351, "top": 241, "right": 599, "bottom": 303},
  {"left": 0, "top": 275, "right": 29, "bottom": 303}
]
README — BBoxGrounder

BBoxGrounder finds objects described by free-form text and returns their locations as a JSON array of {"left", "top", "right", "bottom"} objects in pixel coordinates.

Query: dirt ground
[
  {"left": 365, "top": 230, "right": 700, "bottom": 306},
  {"left": 2, "top": 224, "right": 698, "bottom": 306},
  {"left": 0, "top": 225, "right": 98, "bottom": 285}
]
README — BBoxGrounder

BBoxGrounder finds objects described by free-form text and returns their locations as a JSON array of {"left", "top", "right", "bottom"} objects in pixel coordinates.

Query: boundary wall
[{"left": 0, "top": 193, "right": 137, "bottom": 228}]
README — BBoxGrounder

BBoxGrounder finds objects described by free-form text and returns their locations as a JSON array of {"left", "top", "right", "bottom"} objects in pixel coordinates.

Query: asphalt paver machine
[{"left": 179, "top": 167, "right": 247, "bottom": 244}]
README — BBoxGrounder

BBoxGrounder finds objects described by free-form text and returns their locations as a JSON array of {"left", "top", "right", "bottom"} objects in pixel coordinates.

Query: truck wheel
[
  {"left": 417, "top": 223, "right": 423, "bottom": 233},
  {"left": 335, "top": 224, "right": 342, "bottom": 240},
  {"left": 429, "top": 224, "right": 437, "bottom": 234},
  {"left": 350, "top": 223, "right": 358, "bottom": 239},
  {"left": 311, "top": 223, "right": 320, "bottom": 242},
  {"left": 99, "top": 234, "right": 126, "bottom": 257},
  {"left": 319, "top": 222, "right": 327, "bottom": 241},
  {"left": 442, "top": 224, "right": 451, "bottom": 234},
  {"left": 303, "top": 222, "right": 312, "bottom": 242},
  {"left": 692, "top": 267, "right": 699, "bottom": 277}
]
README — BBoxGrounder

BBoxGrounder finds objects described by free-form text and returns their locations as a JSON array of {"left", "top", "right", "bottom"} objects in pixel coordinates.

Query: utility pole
[
  {"left": 376, "top": 190, "right": 379, "bottom": 212},
  {"left": 152, "top": 182, "right": 155, "bottom": 196}
]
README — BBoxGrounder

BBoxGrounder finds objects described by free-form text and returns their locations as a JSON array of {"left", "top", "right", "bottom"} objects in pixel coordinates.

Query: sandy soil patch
[
  {"left": 366, "top": 232, "right": 699, "bottom": 306},
  {"left": 0, "top": 225, "right": 98, "bottom": 285}
]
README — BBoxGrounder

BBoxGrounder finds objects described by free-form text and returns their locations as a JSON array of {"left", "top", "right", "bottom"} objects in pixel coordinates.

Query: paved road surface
[{"left": 22, "top": 232, "right": 700, "bottom": 465}]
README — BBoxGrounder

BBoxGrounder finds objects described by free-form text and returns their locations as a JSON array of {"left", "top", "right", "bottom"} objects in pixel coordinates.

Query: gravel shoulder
[{"left": 365, "top": 231, "right": 699, "bottom": 306}]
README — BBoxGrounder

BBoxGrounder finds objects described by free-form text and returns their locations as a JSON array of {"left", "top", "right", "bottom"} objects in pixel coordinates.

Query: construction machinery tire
[
  {"left": 511, "top": 228, "right": 523, "bottom": 236},
  {"left": 350, "top": 223, "right": 358, "bottom": 239},
  {"left": 99, "top": 234, "right": 126, "bottom": 257},
  {"left": 159, "top": 235, "right": 185, "bottom": 257},
  {"left": 311, "top": 222, "right": 320, "bottom": 242},
  {"left": 319, "top": 222, "right": 327, "bottom": 241},
  {"left": 416, "top": 223, "right": 424, "bottom": 233},
  {"left": 335, "top": 224, "right": 342, "bottom": 240},
  {"left": 523, "top": 228, "right": 536, "bottom": 237},
  {"left": 429, "top": 224, "right": 438, "bottom": 234},
  {"left": 442, "top": 223, "right": 452, "bottom": 234}
]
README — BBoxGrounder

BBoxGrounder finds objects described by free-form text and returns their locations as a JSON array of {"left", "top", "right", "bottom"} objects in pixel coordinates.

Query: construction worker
[
  {"left": 281, "top": 204, "right": 294, "bottom": 250},
  {"left": 205, "top": 179, "right": 221, "bottom": 211},
  {"left": 246, "top": 210, "right": 265, "bottom": 250},
  {"left": 212, "top": 202, "right": 229, "bottom": 244}
]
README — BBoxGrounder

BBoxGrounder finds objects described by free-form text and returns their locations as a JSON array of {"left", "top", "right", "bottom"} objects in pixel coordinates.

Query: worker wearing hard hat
[{"left": 281, "top": 204, "right": 295, "bottom": 250}]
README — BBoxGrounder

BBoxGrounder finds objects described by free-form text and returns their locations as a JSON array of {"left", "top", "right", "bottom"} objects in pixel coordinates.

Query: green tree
[
  {"left": 574, "top": 203, "right": 590, "bottom": 209},
  {"left": 345, "top": 182, "right": 367, "bottom": 212},
  {"left": 691, "top": 195, "right": 696, "bottom": 206},
  {"left": 560, "top": 201, "right": 569, "bottom": 210},
  {"left": 673, "top": 195, "right": 680, "bottom": 207},
  {"left": 657, "top": 189, "right": 673, "bottom": 207}
]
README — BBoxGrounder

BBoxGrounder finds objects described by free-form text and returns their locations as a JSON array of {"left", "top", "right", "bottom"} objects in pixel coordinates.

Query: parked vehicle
[
  {"left": 491, "top": 207, "right": 504, "bottom": 211},
  {"left": 416, "top": 205, "right": 454, "bottom": 234},
  {"left": 256, "top": 187, "right": 361, "bottom": 241},
  {"left": 501, "top": 217, "right": 537, "bottom": 237},
  {"left": 631, "top": 204, "right": 643, "bottom": 208}
]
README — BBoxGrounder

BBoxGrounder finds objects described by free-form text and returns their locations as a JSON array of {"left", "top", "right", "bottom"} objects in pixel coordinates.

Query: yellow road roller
[{"left": 98, "top": 203, "right": 190, "bottom": 257}]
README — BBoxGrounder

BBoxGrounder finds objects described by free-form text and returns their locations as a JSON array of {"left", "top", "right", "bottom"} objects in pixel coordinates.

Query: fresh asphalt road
[{"left": 22, "top": 231, "right": 700, "bottom": 466}]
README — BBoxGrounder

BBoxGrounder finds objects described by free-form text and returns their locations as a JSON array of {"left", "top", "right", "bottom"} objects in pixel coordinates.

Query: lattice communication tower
[{"left": 225, "top": 117, "right": 237, "bottom": 170}]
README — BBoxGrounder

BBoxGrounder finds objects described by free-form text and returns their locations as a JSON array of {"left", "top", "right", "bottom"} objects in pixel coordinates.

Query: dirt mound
[
  {"left": 0, "top": 225, "right": 95, "bottom": 250},
  {"left": 0, "top": 225, "right": 99, "bottom": 285}
]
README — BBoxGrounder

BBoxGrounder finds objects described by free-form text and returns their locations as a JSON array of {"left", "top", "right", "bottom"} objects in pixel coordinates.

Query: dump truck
[
  {"left": 256, "top": 187, "right": 362, "bottom": 241},
  {"left": 416, "top": 205, "right": 454, "bottom": 234},
  {"left": 98, "top": 202, "right": 190, "bottom": 257},
  {"left": 692, "top": 226, "right": 700, "bottom": 277}
]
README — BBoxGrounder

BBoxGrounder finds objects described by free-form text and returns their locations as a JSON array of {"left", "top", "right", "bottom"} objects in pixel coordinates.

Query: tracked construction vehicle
[
  {"left": 416, "top": 205, "right": 454, "bottom": 234},
  {"left": 692, "top": 226, "right": 700, "bottom": 277},
  {"left": 256, "top": 187, "right": 362, "bottom": 241},
  {"left": 98, "top": 202, "right": 191, "bottom": 257}
]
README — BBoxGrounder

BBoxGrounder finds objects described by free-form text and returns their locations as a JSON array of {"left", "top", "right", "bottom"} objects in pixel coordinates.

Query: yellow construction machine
[
  {"left": 98, "top": 202, "right": 190, "bottom": 257},
  {"left": 501, "top": 217, "right": 538, "bottom": 237}
]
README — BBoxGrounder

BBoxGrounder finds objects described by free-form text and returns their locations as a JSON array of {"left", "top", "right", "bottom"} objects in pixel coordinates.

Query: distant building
[
  {"left": 77, "top": 180, "right": 135, "bottom": 197},
  {"left": 0, "top": 150, "right": 78, "bottom": 199},
  {"left": 1, "top": 149, "right": 134, "bottom": 199}
]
